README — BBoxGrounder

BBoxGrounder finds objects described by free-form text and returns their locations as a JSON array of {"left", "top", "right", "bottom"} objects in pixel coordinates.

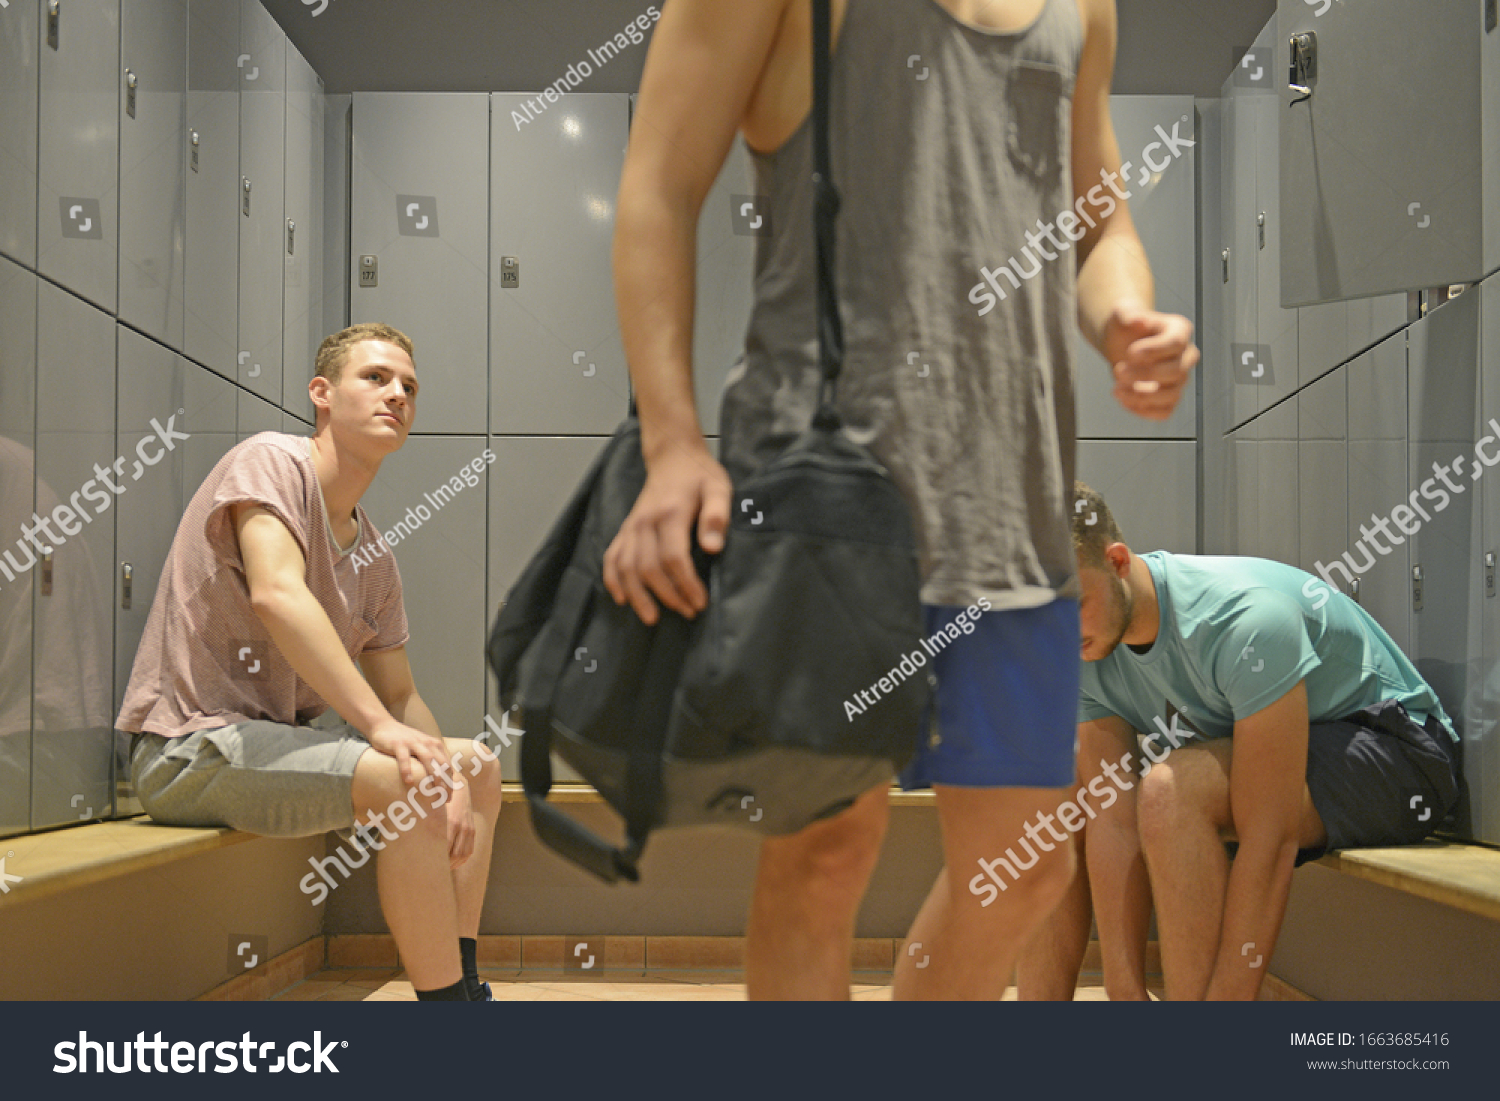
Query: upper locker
[
  {"left": 282, "top": 37, "right": 324, "bottom": 424},
  {"left": 1280, "top": 0, "right": 1500, "bottom": 303},
  {"left": 0, "top": 0, "right": 40, "bottom": 269},
  {"left": 37, "top": 0, "right": 121, "bottom": 313},
  {"left": 118, "top": 0, "right": 187, "bottom": 352},
  {"left": 351, "top": 92, "right": 489, "bottom": 435},
  {"left": 491, "top": 93, "right": 630, "bottom": 435},
  {"left": 236, "top": 0, "right": 283, "bottom": 404}
]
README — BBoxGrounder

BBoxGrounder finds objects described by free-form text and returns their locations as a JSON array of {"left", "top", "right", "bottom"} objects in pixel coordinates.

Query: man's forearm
[
  {"left": 1205, "top": 834, "right": 1299, "bottom": 1000},
  {"left": 387, "top": 690, "right": 442, "bottom": 743},
  {"left": 251, "top": 586, "right": 393, "bottom": 736},
  {"left": 1076, "top": 217, "right": 1154, "bottom": 356},
  {"left": 612, "top": 185, "right": 707, "bottom": 463}
]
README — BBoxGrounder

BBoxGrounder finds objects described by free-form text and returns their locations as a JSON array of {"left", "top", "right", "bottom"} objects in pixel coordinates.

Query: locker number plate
[
  {"left": 501, "top": 256, "right": 520, "bottom": 289},
  {"left": 359, "top": 256, "right": 378, "bottom": 288}
]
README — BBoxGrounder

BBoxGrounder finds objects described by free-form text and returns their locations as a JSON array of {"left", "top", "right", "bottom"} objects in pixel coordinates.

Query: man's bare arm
[
  {"left": 1070, "top": 0, "right": 1199, "bottom": 421},
  {"left": 234, "top": 502, "right": 448, "bottom": 785},
  {"left": 1205, "top": 680, "right": 1322, "bottom": 1000}
]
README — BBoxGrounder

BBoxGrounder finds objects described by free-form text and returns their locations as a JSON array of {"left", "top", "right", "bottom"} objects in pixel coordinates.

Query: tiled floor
[{"left": 275, "top": 969, "right": 1163, "bottom": 1001}]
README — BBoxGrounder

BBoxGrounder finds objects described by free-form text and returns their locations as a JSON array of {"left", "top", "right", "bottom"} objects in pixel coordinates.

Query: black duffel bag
[{"left": 485, "top": 0, "right": 930, "bottom": 883}]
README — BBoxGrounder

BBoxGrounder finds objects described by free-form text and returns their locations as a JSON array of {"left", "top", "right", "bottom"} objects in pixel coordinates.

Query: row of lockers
[{"left": 0, "top": 0, "right": 327, "bottom": 412}]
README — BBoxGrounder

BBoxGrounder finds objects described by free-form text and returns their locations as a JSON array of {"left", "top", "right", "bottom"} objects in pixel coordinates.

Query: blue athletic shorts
[{"left": 899, "top": 598, "right": 1080, "bottom": 790}]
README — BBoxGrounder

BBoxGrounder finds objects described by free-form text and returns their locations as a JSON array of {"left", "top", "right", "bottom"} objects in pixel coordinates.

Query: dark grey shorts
[
  {"left": 1295, "top": 699, "right": 1461, "bottom": 864},
  {"left": 129, "top": 719, "right": 372, "bottom": 838}
]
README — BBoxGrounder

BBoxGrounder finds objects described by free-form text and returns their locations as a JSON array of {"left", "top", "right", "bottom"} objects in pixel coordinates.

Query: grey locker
[
  {"left": 114, "top": 328, "right": 237, "bottom": 813},
  {"left": 352, "top": 92, "right": 489, "bottom": 435},
  {"left": 1250, "top": 24, "right": 1298, "bottom": 422},
  {"left": 692, "top": 136, "right": 756, "bottom": 437},
  {"left": 1256, "top": 397, "right": 1300, "bottom": 568},
  {"left": 32, "top": 281, "right": 115, "bottom": 829},
  {"left": 282, "top": 39, "right": 323, "bottom": 422},
  {"left": 360, "top": 437, "right": 489, "bottom": 745},
  {"left": 321, "top": 93, "right": 350, "bottom": 341},
  {"left": 1280, "top": 0, "right": 1491, "bottom": 303},
  {"left": 1297, "top": 367, "right": 1347, "bottom": 579},
  {"left": 237, "top": 387, "right": 281, "bottom": 438},
  {"left": 487, "top": 435, "right": 607, "bottom": 779},
  {"left": 1298, "top": 294, "right": 1408, "bottom": 388},
  {"left": 1217, "top": 66, "right": 1261, "bottom": 435},
  {"left": 118, "top": 0, "right": 187, "bottom": 350},
  {"left": 1075, "top": 96, "right": 1197, "bottom": 440},
  {"left": 490, "top": 93, "right": 630, "bottom": 436},
  {"left": 0, "top": 257, "right": 38, "bottom": 838},
  {"left": 1075, "top": 440, "right": 1195, "bottom": 554},
  {"left": 1477, "top": 274, "right": 1500, "bottom": 844},
  {"left": 1228, "top": 422, "right": 1260, "bottom": 560},
  {"left": 0, "top": 0, "right": 39, "bottom": 268},
  {"left": 1345, "top": 332, "right": 1409, "bottom": 651},
  {"left": 184, "top": 0, "right": 241, "bottom": 379},
  {"left": 1407, "top": 288, "right": 1485, "bottom": 833},
  {"left": 36, "top": 0, "right": 120, "bottom": 313},
  {"left": 236, "top": 0, "right": 284, "bottom": 403}
]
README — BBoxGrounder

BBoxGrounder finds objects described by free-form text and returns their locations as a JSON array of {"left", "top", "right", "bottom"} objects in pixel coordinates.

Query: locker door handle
[
  {"left": 1412, "top": 565, "right": 1423, "bottom": 612},
  {"left": 41, "top": 551, "right": 53, "bottom": 596},
  {"left": 1349, "top": 576, "right": 1360, "bottom": 604},
  {"left": 125, "top": 69, "right": 138, "bottom": 119},
  {"left": 1257, "top": 213, "right": 1266, "bottom": 251},
  {"left": 242, "top": 177, "right": 252, "bottom": 217},
  {"left": 47, "top": 1, "right": 60, "bottom": 50},
  {"left": 1221, "top": 248, "right": 1231, "bottom": 284},
  {"left": 287, "top": 219, "right": 296, "bottom": 256},
  {"left": 190, "top": 130, "right": 200, "bottom": 174},
  {"left": 1486, "top": 552, "right": 1495, "bottom": 598},
  {"left": 121, "top": 563, "right": 133, "bottom": 610}
]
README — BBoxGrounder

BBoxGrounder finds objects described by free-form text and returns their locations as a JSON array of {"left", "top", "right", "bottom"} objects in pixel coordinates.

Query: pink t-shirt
[{"left": 117, "top": 432, "right": 409, "bottom": 737}]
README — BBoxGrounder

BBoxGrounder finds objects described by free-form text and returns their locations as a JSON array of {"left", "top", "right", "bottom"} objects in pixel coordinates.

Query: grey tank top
[{"left": 718, "top": 0, "right": 1086, "bottom": 609}]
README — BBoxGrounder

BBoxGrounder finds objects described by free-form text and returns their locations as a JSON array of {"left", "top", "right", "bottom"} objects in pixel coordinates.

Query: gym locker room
[{"left": 0, "top": 0, "right": 1497, "bottom": 1017}]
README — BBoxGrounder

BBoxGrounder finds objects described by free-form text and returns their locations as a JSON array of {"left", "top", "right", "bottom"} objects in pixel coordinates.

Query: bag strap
[{"left": 811, "top": 0, "right": 845, "bottom": 427}]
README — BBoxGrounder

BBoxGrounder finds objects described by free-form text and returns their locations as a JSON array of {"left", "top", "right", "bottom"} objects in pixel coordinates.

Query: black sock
[
  {"left": 459, "top": 937, "right": 485, "bottom": 1001},
  {"left": 415, "top": 978, "right": 469, "bottom": 1002}
]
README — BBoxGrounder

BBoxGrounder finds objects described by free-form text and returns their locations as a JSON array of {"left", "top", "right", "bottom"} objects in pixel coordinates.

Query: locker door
[
  {"left": 33, "top": 281, "right": 115, "bottom": 829},
  {"left": 282, "top": 39, "right": 323, "bottom": 423},
  {"left": 115, "top": 329, "right": 236, "bottom": 813},
  {"left": 1345, "top": 333, "right": 1409, "bottom": 650},
  {"left": 1407, "top": 289, "right": 1484, "bottom": 805},
  {"left": 361, "top": 437, "right": 489, "bottom": 744},
  {"left": 0, "top": 257, "right": 38, "bottom": 838},
  {"left": 184, "top": 0, "right": 240, "bottom": 379},
  {"left": 487, "top": 435, "right": 607, "bottom": 779},
  {"left": 1219, "top": 74, "right": 1260, "bottom": 435},
  {"left": 1075, "top": 440, "right": 1195, "bottom": 554},
  {"left": 490, "top": 93, "right": 629, "bottom": 436},
  {"left": 1477, "top": 274, "right": 1500, "bottom": 844},
  {"left": 1297, "top": 366, "right": 1347, "bottom": 578},
  {"left": 118, "top": 0, "right": 187, "bottom": 350},
  {"left": 37, "top": 0, "right": 120, "bottom": 313},
  {"left": 237, "top": 387, "right": 281, "bottom": 438},
  {"left": 1279, "top": 0, "right": 1485, "bottom": 302},
  {"left": 0, "top": 0, "right": 40, "bottom": 268},
  {"left": 1257, "top": 397, "right": 1299, "bottom": 567},
  {"left": 352, "top": 92, "right": 489, "bottom": 436},
  {"left": 1228, "top": 420, "right": 1259, "bottom": 559},
  {"left": 1250, "top": 16, "right": 1297, "bottom": 421},
  {"left": 692, "top": 136, "right": 756, "bottom": 437},
  {"left": 1075, "top": 96, "right": 1197, "bottom": 440},
  {"left": 236, "top": 0, "right": 283, "bottom": 403}
]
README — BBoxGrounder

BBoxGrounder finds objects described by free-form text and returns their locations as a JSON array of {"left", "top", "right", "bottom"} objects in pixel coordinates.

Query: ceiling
[{"left": 261, "top": 0, "right": 1280, "bottom": 98}]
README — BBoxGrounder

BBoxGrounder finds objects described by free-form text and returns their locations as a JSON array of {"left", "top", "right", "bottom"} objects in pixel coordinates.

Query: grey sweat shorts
[{"left": 129, "top": 719, "right": 372, "bottom": 838}]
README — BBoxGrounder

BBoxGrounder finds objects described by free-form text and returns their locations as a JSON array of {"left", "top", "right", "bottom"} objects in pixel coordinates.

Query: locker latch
[
  {"left": 121, "top": 563, "right": 133, "bottom": 610},
  {"left": 1222, "top": 248, "right": 1230, "bottom": 284},
  {"left": 41, "top": 551, "right": 53, "bottom": 597},
  {"left": 501, "top": 256, "right": 520, "bottom": 289},
  {"left": 1487, "top": 552, "right": 1496, "bottom": 598},
  {"left": 47, "top": 1, "right": 60, "bottom": 51},
  {"left": 125, "top": 69, "right": 138, "bottom": 119},
  {"left": 190, "top": 131, "right": 199, "bottom": 173},
  {"left": 359, "top": 255, "right": 378, "bottom": 288},
  {"left": 1289, "top": 32, "right": 1316, "bottom": 106},
  {"left": 1411, "top": 565, "right": 1423, "bottom": 612},
  {"left": 287, "top": 219, "right": 296, "bottom": 256},
  {"left": 242, "top": 177, "right": 252, "bottom": 217},
  {"left": 1349, "top": 576, "right": 1360, "bottom": 605},
  {"left": 1257, "top": 213, "right": 1266, "bottom": 251}
]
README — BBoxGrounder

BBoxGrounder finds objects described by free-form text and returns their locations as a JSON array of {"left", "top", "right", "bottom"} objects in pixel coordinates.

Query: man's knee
[{"left": 757, "top": 785, "right": 890, "bottom": 893}]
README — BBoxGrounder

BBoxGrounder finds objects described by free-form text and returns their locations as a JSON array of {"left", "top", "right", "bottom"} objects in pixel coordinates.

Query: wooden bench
[{"left": 1315, "top": 837, "right": 1500, "bottom": 923}]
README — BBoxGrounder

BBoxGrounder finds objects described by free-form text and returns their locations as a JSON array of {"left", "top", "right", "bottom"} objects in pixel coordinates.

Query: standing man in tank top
[{"left": 606, "top": 0, "right": 1198, "bottom": 999}]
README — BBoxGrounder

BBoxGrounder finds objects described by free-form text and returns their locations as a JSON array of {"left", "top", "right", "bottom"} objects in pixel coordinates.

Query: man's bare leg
[
  {"left": 894, "top": 786, "right": 1076, "bottom": 1000},
  {"left": 1137, "top": 741, "right": 1233, "bottom": 1001},
  {"left": 1015, "top": 826, "right": 1091, "bottom": 1000},
  {"left": 445, "top": 737, "right": 504, "bottom": 939},
  {"left": 745, "top": 782, "right": 890, "bottom": 1000}
]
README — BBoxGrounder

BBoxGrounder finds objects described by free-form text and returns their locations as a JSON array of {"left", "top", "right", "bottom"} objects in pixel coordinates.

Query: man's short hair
[
  {"left": 1071, "top": 481, "right": 1125, "bottom": 570},
  {"left": 314, "top": 323, "right": 415, "bottom": 385}
]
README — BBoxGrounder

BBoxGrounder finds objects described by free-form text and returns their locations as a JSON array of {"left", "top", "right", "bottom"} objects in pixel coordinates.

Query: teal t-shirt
[{"left": 1078, "top": 552, "right": 1456, "bottom": 744}]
